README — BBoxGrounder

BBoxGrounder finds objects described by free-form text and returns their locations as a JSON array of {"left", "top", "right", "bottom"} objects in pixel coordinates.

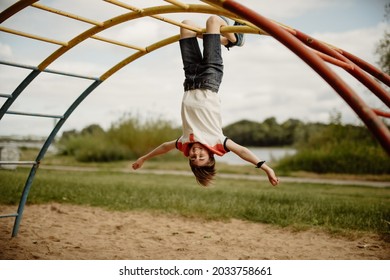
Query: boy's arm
[
  {"left": 225, "top": 139, "right": 279, "bottom": 186},
  {"left": 132, "top": 140, "right": 177, "bottom": 170}
]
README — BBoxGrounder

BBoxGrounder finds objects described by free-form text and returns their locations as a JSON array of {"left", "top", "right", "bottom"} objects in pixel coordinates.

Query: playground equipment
[{"left": 1, "top": 0, "right": 389, "bottom": 237}]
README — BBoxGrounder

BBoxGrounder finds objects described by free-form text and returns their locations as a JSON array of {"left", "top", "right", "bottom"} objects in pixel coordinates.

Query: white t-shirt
[{"left": 176, "top": 88, "right": 229, "bottom": 156}]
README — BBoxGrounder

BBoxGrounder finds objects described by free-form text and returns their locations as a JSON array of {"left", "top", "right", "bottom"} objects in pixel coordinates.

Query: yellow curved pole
[
  {"left": 0, "top": 0, "right": 38, "bottom": 23},
  {"left": 100, "top": 34, "right": 179, "bottom": 81},
  {"left": 0, "top": 26, "right": 68, "bottom": 46},
  {"left": 37, "top": 4, "right": 263, "bottom": 70},
  {"left": 98, "top": 3, "right": 264, "bottom": 81},
  {"left": 31, "top": 3, "right": 104, "bottom": 27},
  {"left": 164, "top": 0, "right": 190, "bottom": 9},
  {"left": 91, "top": 35, "right": 146, "bottom": 52}
]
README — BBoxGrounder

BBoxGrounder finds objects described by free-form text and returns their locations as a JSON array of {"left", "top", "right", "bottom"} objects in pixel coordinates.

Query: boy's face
[{"left": 189, "top": 142, "right": 210, "bottom": 166}]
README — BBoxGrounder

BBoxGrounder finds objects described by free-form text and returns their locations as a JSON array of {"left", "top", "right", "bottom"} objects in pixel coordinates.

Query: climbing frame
[{"left": 0, "top": 0, "right": 389, "bottom": 237}]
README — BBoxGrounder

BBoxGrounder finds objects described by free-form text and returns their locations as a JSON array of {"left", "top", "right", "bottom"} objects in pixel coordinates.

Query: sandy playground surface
[{"left": 0, "top": 203, "right": 389, "bottom": 260}]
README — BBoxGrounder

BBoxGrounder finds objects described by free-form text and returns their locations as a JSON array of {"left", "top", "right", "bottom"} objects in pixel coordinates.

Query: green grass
[
  {"left": 1, "top": 168, "right": 389, "bottom": 238},
  {"left": 20, "top": 148, "right": 390, "bottom": 181}
]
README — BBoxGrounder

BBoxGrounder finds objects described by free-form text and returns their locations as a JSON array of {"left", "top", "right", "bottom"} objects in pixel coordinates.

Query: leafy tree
[
  {"left": 281, "top": 118, "right": 305, "bottom": 145},
  {"left": 80, "top": 124, "right": 104, "bottom": 135},
  {"left": 376, "top": 3, "right": 390, "bottom": 74},
  {"left": 223, "top": 118, "right": 305, "bottom": 147}
]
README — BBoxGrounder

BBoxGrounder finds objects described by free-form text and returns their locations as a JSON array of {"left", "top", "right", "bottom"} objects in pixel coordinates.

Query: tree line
[
  {"left": 57, "top": 114, "right": 389, "bottom": 174},
  {"left": 223, "top": 117, "right": 326, "bottom": 147}
]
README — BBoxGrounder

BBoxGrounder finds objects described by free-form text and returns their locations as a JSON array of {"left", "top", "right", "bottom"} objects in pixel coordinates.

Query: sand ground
[{"left": 0, "top": 203, "right": 389, "bottom": 260}]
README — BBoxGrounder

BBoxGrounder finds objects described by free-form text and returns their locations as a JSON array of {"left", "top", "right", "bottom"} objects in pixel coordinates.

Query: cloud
[
  {"left": 0, "top": 0, "right": 387, "bottom": 137},
  {"left": 238, "top": 0, "right": 346, "bottom": 19},
  {"left": 0, "top": 43, "right": 12, "bottom": 59},
  {"left": 217, "top": 21, "right": 386, "bottom": 125}
]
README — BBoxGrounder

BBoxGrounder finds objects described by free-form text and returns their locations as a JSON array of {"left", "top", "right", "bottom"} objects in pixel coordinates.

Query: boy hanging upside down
[{"left": 132, "top": 16, "right": 279, "bottom": 187}]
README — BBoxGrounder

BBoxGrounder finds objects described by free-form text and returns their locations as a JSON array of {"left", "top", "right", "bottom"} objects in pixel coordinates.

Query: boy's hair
[{"left": 189, "top": 156, "right": 216, "bottom": 186}]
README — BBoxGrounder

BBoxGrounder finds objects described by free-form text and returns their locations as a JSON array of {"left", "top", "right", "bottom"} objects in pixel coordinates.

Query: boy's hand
[
  {"left": 261, "top": 164, "right": 279, "bottom": 186},
  {"left": 132, "top": 158, "right": 145, "bottom": 170},
  {"left": 266, "top": 168, "right": 279, "bottom": 186}
]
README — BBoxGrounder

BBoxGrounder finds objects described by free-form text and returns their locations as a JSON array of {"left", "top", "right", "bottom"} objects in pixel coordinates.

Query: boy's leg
[
  {"left": 199, "top": 16, "right": 227, "bottom": 93},
  {"left": 205, "top": 15, "right": 236, "bottom": 46},
  {"left": 179, "top": 16, "right": 235, "bottom": 92},
  {"left": 218, "top": 16, "right": 246, "bottom": 49},
  {"left": 180, "top": 20, "right": 198, "bottom": 39},
  {"left": 179, "top": 20, "right": 202, "bottom": 90}
]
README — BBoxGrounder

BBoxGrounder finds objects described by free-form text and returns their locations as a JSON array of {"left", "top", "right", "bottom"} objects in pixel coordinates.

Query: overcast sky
[{"left": 0, "top": 0, "right": 388, "bottom": 137}]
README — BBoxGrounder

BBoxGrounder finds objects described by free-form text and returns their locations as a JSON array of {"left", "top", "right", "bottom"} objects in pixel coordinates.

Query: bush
[
  {"left": 58, "top": 131, "right": 131, "bottom": 162},
  {"left": 277, "top": 119, "right": 390, "bottom": 174},
  {"left": 107, "top": 114, "right": 181, "bottom": 158},
  {"left": 72, "top": 135, "right": 131, "bottom": 162},
  {"left": 57, "top": 115, "right": 181, "bottom": 162}
]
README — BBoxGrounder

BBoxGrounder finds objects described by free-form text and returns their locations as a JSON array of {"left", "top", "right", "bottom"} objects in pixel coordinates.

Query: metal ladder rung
[
  {"left": 6, "top": 110, "right": 64, "bottom": 119},
  {"left": 0, "top": 161, "right": 38, "bottom": 165},
  {"left": 0, "top": 60, "right": 100, "bottom": 81},
  {"left": 0, "top": 213, "right": 18, "bottom": 219},
  {"left": 0, "top": 93, "right": 12, "bottom": 98}
]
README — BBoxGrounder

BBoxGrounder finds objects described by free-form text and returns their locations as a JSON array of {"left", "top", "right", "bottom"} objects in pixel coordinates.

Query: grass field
[{"left": 1, "top": 166, "right": 389, "bottom": 238}]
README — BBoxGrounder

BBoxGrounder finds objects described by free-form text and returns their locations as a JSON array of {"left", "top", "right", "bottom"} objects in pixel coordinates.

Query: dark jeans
[{"left": 179, "top": 34, "right": 223, "bottom": 93}]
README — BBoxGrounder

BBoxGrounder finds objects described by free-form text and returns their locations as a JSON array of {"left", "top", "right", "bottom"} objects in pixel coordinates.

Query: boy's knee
[
  {"left": 180, "top": 20, "right": 197, "bottom": 38},
  {"left": 206, "top": 15, "right": 224, "bottom": 27},
  {"left": 181, "top": 19, "right": 193, "bottom": 25}
]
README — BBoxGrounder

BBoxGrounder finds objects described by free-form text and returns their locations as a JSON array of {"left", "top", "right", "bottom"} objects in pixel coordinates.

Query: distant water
[{"left": 216, "top": 147, "right": 296, "bottom": 165}]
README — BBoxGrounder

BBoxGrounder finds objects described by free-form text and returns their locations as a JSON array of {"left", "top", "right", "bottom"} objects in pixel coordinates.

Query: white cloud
[
  {"left": 217, "top": 20, "right": 387, "bottom": 125},
  {"left": 240, "top": 0, "right": 345, "bottom": 19},
  {"left": 0, "top": 0, "right": 388, "bottom": 137},
  {"left": 0, "top": 43, "right": 12, "bottom": 59}
]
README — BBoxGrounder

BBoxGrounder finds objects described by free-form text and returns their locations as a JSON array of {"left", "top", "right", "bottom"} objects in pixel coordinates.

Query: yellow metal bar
[
  {"left": 153, "top": 14, "right": 202, "bottom": 33},
  {"left": 31, "top": 3, "right": 104, "bottom": 27},
  {"left": 91, "top": 35, "right": 146, "bottom": 52},
  {"left": 164, "top": 0, "right": 189, "bottom": 9},
  {"left": 37, "top": 4, "right": 231, "bottom": 70},
  {"left": 146, "top": 34, "right": 180, "bottom": 53},
  {"left": 0, "top": 26, "right": 68, "bottom": 46},
  {"left": 201, "top": 0, "right": 225, "bottom": 5},
  {"left": 200, "top": 0, "right": 225, "bottom": 12},
  {"left": 104, "top": 0, "right": 143, "bottom": 12},
  {"left": 0, "top": 0, "right": 38, "bottom": 24},
  {"left": 100, "top": 51, "right": 145, "bottom": 82},
  {"left": 221, "top": 25, "right": 264, "bottom": 35},
  {"left": 101, "top": 34, "right": 180, "bottom": 81},
  {"left": 106, "top": 0, "right": 202, "bottom": 33}
]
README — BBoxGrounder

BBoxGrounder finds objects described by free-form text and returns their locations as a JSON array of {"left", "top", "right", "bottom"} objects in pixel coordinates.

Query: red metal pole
[
  {"left": 222, "top": 0, "right": 390, "bottom": 155},
  {"left": 373, "top": 109, "right": 390, "bottom": 118},
  {"left": 339, "top": 49, "right": 390, "bottom": 87},
  {"left": 293, "top": 29, "right": 390, "bottom": 108},
  {"left": 312, "top": 50, "right": 354, "bottom": 71}
]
